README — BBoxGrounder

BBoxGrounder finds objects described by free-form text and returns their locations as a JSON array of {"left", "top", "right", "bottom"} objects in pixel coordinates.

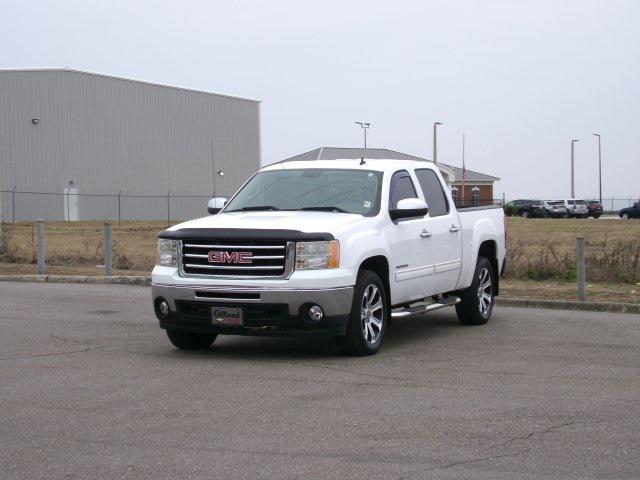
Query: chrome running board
[{"left": 391, "top": 296, "right": 460, "bottom": 319}]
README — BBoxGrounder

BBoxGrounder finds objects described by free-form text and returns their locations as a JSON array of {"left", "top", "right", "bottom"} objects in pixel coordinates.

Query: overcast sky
[{"left": 3, "top": 0, "right": 639, "bottom": 199}]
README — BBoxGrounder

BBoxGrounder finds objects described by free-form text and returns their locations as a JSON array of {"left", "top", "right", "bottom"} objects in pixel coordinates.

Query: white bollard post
[
  {"left": 104, "top": 223, "right": 113, "bottom": 276},
  {"left": 37, "top": 219, "right": 45, "bottom": 275},
  {"left": 577, "top": 236, "right": 586, "bottom": 302}
]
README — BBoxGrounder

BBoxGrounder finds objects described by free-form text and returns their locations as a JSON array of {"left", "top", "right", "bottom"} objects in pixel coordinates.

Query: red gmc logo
[{"left": 208, "top": 251, "right": 253, "bottom": 264}]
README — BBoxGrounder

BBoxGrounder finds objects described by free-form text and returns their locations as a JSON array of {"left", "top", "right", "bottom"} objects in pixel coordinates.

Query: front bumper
[{"left": 152, "top": 283, "right": 354, "bottom": 337}]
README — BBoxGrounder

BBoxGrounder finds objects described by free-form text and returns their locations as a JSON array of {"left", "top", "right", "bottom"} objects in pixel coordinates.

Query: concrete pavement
[{"left": 1, "top": 282, "right": 639, "bottom": 479}]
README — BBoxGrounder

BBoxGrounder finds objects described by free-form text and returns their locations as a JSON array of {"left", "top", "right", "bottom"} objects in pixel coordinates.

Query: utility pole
[
  {"left": 571, "top": 139, "right": 579, "bottom": 198},
  {"left": 594, "top": 133, "right": 602, "bottom": 205},
  {"left": 355, "top": 122, "right": 371, "bottom": 148},
  {"left": 433, "top": 122, "right": 443, "bottom": 164}
]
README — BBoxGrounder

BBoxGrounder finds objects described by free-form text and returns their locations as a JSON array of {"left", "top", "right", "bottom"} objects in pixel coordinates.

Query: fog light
[
  {"left": 308, "top": 305, "right": 324, "bottom": 323},
  {"left": 158, "top": 299, "right": 170, "bottom": 317}
]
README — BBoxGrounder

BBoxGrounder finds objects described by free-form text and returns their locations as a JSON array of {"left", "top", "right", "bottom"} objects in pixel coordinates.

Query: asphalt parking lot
[{"left": 1, "top": 282, "right": 639, "bottom": 479}]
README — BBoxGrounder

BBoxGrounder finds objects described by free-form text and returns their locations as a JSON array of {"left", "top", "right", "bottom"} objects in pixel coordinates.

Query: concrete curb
[
  {"left": 497, "top": 297, "right": 640, "bottom": 314},
  {"left": 0, "top": 275, "right": 151, "bottom": 286},
  {"left": 0, "top": 275, "right": 638, "bottom": 314}
]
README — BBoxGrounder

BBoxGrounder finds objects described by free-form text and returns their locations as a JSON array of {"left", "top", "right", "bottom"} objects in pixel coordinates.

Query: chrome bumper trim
[{"left": 152, "top": 284, "right": 354, "bottom": 317}]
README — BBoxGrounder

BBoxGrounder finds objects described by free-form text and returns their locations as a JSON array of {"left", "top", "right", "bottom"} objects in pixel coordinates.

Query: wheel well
[
  {"left": 359, "top": 256, "right": 390, "bottom": 304},
  {"left": 478, "top": 240, "right": 499, "bottom": 295}
]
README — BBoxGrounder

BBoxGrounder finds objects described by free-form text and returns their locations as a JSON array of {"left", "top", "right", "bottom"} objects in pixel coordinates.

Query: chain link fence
[
  {"left": 0, "top": 189, "right": 231, "bottom": 224},
  {"left": 0, "top": 188, "right": 638, "bottom": 223}
]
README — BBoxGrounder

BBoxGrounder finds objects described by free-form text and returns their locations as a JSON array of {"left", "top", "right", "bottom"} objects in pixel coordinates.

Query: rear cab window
[{"left": 414, "top": 168, "right": 450, "bottom": 217}]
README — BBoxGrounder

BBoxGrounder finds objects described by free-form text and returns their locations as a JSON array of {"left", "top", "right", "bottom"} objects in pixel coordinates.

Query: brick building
[{"left": 281, "top": 147, "right": 500, "bottom": 206}]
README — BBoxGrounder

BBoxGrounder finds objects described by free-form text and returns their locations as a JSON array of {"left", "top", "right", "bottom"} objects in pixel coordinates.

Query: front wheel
[
  {"left": 455, "top": 256, "right": 495, "bottom": 325},
  {"left": 336, "top": 270, "right": 388, "bottom": 356},
  {"left": 521, "top": 210, "right": 529, "bottom": 218},
  {"left": 166, "top": 330, "right": 217, "bottom": 350},
  {"left": 622, "top": 213, "right": 629, "bottom": 220}
]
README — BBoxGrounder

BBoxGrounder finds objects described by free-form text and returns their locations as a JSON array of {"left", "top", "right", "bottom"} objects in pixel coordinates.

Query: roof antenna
[{"left": 360, "top": 157, "right": 366, "bottom": 165}]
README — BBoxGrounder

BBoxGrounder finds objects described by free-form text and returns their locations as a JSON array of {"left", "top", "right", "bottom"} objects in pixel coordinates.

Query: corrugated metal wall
[{"left": 0, "top": 70, "right": 261, "bottom": 221}]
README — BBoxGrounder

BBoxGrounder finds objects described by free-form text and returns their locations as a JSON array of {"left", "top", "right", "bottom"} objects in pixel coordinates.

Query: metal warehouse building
[{"left": 0, "top": 69, "right": 261, "bottom": 221}]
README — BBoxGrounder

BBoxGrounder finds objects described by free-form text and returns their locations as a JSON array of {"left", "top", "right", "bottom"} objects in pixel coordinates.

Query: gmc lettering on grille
[{"left": 207, "top": 251, "right": 253, "bottom": 264}]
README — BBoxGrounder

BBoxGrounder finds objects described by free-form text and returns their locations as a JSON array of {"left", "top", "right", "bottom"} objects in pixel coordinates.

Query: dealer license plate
[{"left": 211, "top": 307, "right": 243, "bottom": 326}]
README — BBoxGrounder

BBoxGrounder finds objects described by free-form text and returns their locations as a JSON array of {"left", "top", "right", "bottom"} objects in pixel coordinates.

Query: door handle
[
  {"left": 420, "top": 229, "right": 432, "bottom": 238},
  {"left": 449, "top": 225, "right": 460, "bottom": 233}
]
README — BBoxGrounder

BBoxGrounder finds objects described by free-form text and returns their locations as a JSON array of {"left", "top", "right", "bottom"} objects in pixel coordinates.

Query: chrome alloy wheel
[
  {"left": 361, "top": 284, "right": 384, "bottom": 344},
  {"left": 477, "top": 267, "right": 493, "bottom": 318}
]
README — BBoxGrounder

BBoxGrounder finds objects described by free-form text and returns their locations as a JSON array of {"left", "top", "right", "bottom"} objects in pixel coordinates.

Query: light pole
[
  {"left": 433, "top": 122, "right": 443, "bottom": 164},
  {"left": 355, "top": 122, "right": 370, "bottom": 148},
  {"left": 594, "top": 133, "right": 602, "bottom": 205},
  {"left": 571, "top": 139, "right": 579, "bottom": 198}
]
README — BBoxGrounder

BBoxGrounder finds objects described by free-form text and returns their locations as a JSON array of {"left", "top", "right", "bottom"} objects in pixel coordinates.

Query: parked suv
[
  {"left": 543, "top": 200, "right": 568, "bottom": 218},
  {"left": 554, "top": 199, "right": 589, "bottom": 218},
  {"left": 504, "top": 199, "right": 547, "bottom": 218},
  {"left": 620, "top": 202, "right": 640, "bottom": 219},
  {"left": 586, "top": 200, "right": 603, "bottom": 218}
]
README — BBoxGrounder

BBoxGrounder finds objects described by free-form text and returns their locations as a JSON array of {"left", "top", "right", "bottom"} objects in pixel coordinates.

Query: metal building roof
[
  {"left": 281, "top": 147, "right": 500, "bottom": 182},
  {"left": 0, "top": 68, "right": 260, "bottom": 103}
]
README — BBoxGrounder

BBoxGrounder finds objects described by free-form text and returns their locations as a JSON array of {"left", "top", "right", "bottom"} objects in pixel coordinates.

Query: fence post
[
  {"left": 12, "top": 186, "right": 16, "bottom": 223},
  {"left": 104, "top": 223, "right": 113, "bottom": 276},
  {"left": 577, "top": 236, "right": 586, "bottom": 302},
  {"left": 118, "top": 190, "right": 122, "bottom": 228},
  {"left": 36, "top": 219, "right": 45, "bottom": 275},
  {"left": 167, "top": 190, "right": 171, "bottom": 228}
]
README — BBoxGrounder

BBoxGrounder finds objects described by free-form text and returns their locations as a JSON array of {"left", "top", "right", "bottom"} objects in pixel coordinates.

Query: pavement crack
[
  {"left": 395, "top": 449, "right": 530, "bottom": 479},
  {"left": 0, "top": 344, "right": 111, "bottom": 362},
  {"left": 50, "top": 334, "right": 81, "bottom": 344},
  {"left": 299, "top": 362, "right": 413, "bottom": 382},
  {"left": 485, "top": 418, "right": 616, "bottom": 450}
]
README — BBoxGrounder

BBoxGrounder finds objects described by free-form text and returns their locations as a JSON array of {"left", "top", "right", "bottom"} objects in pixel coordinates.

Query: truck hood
[{"left": 167, "top": 211, "right": 369, "bottom": 236}]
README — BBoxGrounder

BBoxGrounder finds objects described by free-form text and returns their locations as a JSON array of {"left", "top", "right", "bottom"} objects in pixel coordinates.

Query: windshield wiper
[
  {"left": 226, "top": 205, "right": 281, "bottom": 212},
  {"left": 299, "top": 206, "right": 350, "bottom": 213}
]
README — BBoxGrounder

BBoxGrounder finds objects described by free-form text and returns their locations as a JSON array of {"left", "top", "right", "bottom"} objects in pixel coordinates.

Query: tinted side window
[
  {"left": 389, "top": 170, "right": 417, "bottom": 209},
  {"left": 415, "top": 169, "right": 449, "bottom": 216}
]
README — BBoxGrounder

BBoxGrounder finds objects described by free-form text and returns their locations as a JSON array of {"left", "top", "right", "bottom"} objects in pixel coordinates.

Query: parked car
[
  {"left": 586, "top": 200, "right": 603, "bottom": 218},
  {"left": 620, "top": 202, "right": 640, "bottom": 219},
  {"left": 553, "top": 199, "right": 589, "bottom": 218},
  {"left": 504, "top": 199, "right": 547, "bottom": 218},
  {"left": 152, "top": 158, "right": 506, "bottom": 356},
  {"left": 543, "top": 200, "right": 568, "bottom": 218}
]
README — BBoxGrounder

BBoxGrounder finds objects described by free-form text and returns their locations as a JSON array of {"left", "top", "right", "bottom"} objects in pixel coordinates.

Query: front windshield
[{"left": 224, "top": 168, "right": 383, "bottom": 216}]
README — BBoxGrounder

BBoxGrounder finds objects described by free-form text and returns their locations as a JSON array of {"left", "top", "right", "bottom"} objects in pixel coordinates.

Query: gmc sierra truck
[{"left": 152, "top": 158, "right": 506, "bottom": 356}]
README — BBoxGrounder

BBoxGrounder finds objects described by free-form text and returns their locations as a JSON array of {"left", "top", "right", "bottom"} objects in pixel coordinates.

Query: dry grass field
[{"left": 1, "top": 217, "right": 639, "bottom": 303}]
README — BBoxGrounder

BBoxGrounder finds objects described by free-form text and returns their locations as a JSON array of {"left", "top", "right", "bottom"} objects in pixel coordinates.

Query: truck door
[
  {"left": 415, "top": 168, "right": 462, "bottom": 294},
  {"left": 385, "top": 170, "right": 432, "bottom": 304}
]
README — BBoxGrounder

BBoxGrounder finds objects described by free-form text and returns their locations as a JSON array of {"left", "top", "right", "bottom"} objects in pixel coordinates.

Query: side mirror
[
  {"left": 207, "top": 197, "right": 228, "bottom": 214},
  {"left": 390, "top": 198, "right": 429, "bottom": 221}
]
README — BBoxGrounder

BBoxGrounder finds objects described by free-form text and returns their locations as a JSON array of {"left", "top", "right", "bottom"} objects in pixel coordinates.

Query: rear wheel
[
  {"left": 166, "top": 330, "right": 217, "bottom": 350},
  {"left": 336, "top": 270, "right": 388, "bottom": 356},
  {"left": 521, "top": 210, "right": 529, "bottom": 218},
  {"left": 455, "top": 256, "right": 495, "bottom": 326},
  {"left": 622, "top": 213, "right": 629, "bottom": 220}
]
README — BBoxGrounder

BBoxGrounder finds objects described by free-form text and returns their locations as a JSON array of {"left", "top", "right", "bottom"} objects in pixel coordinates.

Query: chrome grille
[{"left": 180, "top": 240, "right": 294, "bottom": 278}]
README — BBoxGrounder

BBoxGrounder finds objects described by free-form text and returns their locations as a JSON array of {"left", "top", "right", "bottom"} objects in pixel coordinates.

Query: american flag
[{"left": 461, "top": 134, "right": 467, "bottom": 205}]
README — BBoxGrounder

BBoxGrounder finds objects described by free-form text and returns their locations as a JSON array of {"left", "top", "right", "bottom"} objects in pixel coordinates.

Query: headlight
[
  {"left": 156, "top": 239, "right": 178, "bottom": 267},
  {"left": 295, "top": 240, "right": 340, "bottom": 270}
]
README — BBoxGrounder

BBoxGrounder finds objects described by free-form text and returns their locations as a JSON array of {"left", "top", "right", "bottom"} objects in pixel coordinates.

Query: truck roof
[{"left": 262, "top": 158, "right": 436, "bottom": 173}]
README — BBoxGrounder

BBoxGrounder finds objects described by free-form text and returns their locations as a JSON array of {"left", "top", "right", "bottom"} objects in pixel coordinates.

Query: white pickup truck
[{"left": 152, "top": 158, "right": 506, "bottom": 356}]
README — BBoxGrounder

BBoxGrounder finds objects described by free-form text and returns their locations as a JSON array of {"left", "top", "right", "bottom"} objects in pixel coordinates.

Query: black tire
[
  {"left": 592, "top": 214, "right": 601, "bottom": 219},
  {"left": 455, "top": 256, "right": 495, "bottom": 326},
  {"left": 622, "top": 213, "right": 629, "bottom": 220},
  {"left": 336, "top": 270, "right": 388, "bottom": 356},
  {"left": 166, "top": 330, "right": 217, "bottom": 350},
  {"left": 521, "top": 210, "right": 528, "bottom": 218}
]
